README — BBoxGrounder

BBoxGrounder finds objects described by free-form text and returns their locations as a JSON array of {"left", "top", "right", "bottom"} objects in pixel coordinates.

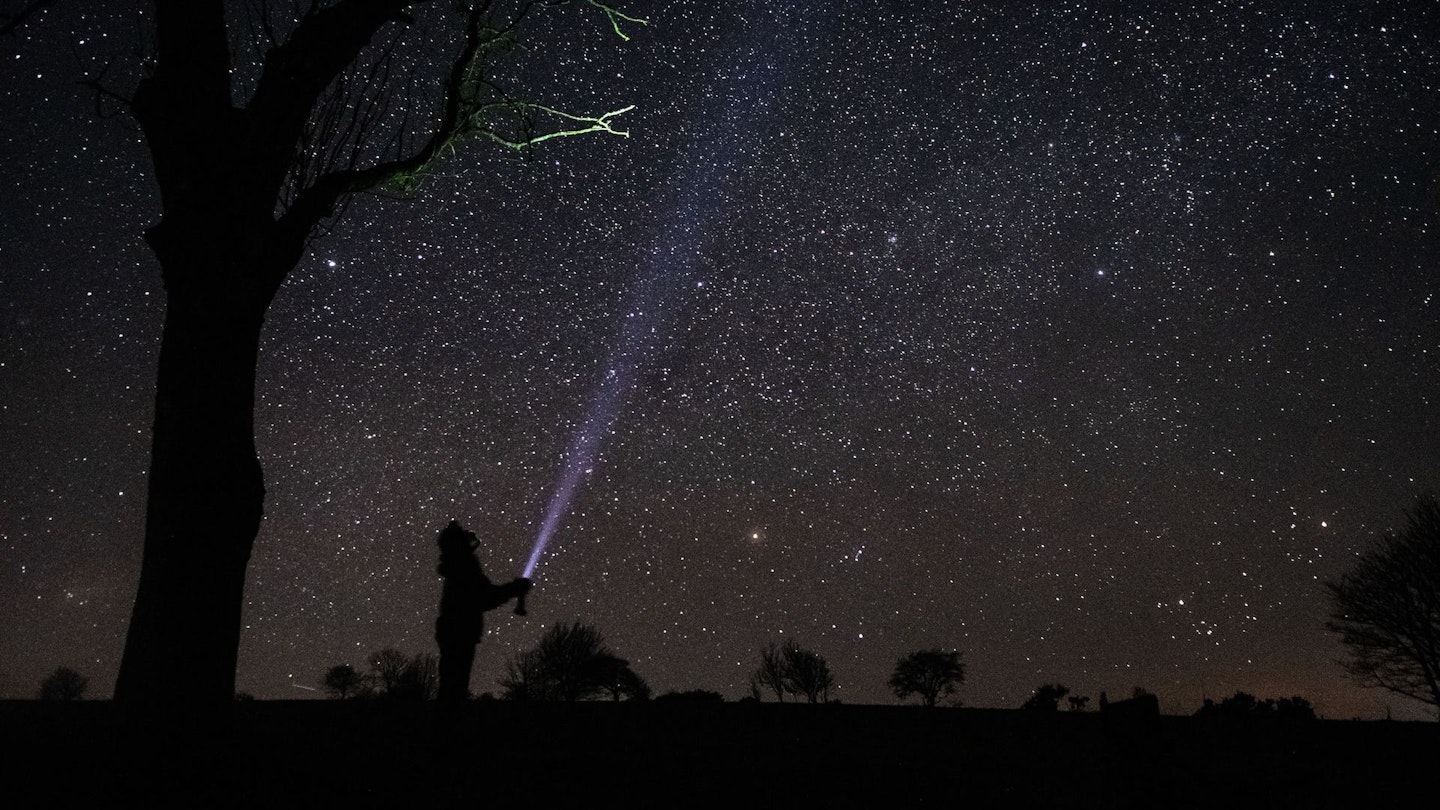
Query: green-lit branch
[
  {"left": 293, "top": 1, "right": 646, "bottom": 201},
  {"left": 374, "top": 2, "right": 642, "bottom": 193},
  {"left": 384, "top": 102, "right": 634, "bottom": 191},
  {"left": 585, "top": 0, "right": 648, "bottom": 41},
  {"left": 482, "top": 103, "right": 635, "bottom": 150}
]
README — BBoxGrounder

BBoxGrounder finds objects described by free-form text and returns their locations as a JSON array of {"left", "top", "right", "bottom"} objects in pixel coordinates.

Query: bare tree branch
[
  {"left": 246, "top": 0, "right": 437, "bottom": 194},
  {"left": 584, "top": 0, "right": 647, "bottom": 41},
  {"left": 275, "top": 0, "right": 639, "bottom": 247},
  {"left": 480, "top": 103, "right": 635, "bottom": 150},
  {"left": 76, "top": 52, "right": 134, "bottom": 119}
]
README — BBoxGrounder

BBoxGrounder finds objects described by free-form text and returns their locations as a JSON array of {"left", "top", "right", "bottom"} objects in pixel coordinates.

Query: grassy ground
[{"left": 4, "top": 700, "right": 1435, "bottom": 808}]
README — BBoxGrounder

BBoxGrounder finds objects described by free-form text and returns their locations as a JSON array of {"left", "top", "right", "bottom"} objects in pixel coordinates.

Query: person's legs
[{"left": 437, "top": 639, "right": 476, "bottom": 703}]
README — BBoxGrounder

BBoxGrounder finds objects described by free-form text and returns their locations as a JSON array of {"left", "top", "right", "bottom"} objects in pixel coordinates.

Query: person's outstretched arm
[{"left": 477, "top": 577, "right": 532, "bottom": 612}]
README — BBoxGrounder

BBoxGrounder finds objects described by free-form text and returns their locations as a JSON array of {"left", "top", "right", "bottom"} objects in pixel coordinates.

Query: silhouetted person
[{"left": 435, "top": 520, "right": 531, "bottom": 704}]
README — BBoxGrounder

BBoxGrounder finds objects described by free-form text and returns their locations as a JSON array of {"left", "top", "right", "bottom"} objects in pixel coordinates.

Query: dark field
[{"left": 4, "top": 700, "right": 1436, "bottom": 808}]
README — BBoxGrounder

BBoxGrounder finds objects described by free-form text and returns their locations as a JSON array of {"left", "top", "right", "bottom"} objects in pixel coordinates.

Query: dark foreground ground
[{"left": 3, "top": 700, "right": 1436, "bottom": 808}]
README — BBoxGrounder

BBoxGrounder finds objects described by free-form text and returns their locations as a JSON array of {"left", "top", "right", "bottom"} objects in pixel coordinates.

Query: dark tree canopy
[
  {"left": 500, "top": 621, "right": 644, "bottom": 702},
  {"left": 749, "top": 640, "right": 834, "bottom": 704},
  {"left": 781, "top": 641, "right": 834, "bottom": 704},
  {"left": 749, "top": 641, "right": 789, "bottom": 702},
  {"left": 599, "top": 654, "right": 652, "bottom": 702},
  {"left": 1325, "top": 497, "right": 1440, "bottom": 715},
  {"left": 38, "top": 666, "right": 89, "bottom": 701},
  {"left": 1021, "top": 683, "right": 1070, "bottom": 711},
  {"left": 888, "top": 649, "right": 964, "bottom": 707},
  {"left": 367, "top": 648, "right": 439, "bottom": 701},
  {"left": 322, "top": 663, "right": 365, "bottom": 699}
]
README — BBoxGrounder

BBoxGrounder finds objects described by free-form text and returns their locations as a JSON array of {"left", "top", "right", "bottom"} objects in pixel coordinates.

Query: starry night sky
[{"left": 2, "top": 1, "right": 1437, "bottom": 719}]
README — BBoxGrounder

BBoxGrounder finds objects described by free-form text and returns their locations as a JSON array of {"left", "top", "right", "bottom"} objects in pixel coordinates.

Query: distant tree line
[
  {"left": 35, "top": 643, "right": 1322, "bottom": 720},
  {"left": 1195, "top": 692, "right": 1316, "bottom": 721},
  {"left": 321, "top": 648, "right": 439, "bottom": 701}
]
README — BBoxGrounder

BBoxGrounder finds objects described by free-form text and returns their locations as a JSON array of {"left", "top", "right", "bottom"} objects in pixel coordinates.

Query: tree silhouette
[
  {"left": 1325, "top": 497, "right": 1440, "bottom": 716},
  {"left": 750, "top": 641, "right": 789, "bottom": 702},
  {"left": 106, "top": 1, "right": 642, "bottom": 709},
  {"left": 1217, "top": 691, "right": 1262, "bottom": 716},
  {"left": 1272, "top": 695, "right": 1317, "bottom": 721},
  {"left": 599, "top": 654, "right": 651, "bottom": 701},
  {"left": 500, "top": 647, "right": 547, "bottom": 701},
  {"left": 38, "top": 666, "right": 88, "bottom": 701},
  {"left": 1067, "top": 694, "right": 1090, "bottom": 712},
  {"left": 368, "top": 648, "right": 439, "bottom": 701},
  {"left": 1021, "top": 683, "right": 1070, "bottom": 711},
  {"left": 748, "top": 640, "right": 835, "bottom": 703},
  {"left": 322, "top": 663, "right": 365, "bottom": 699},
  {"left": 888, "top": 649, "right": 965, "bottom": 707},
  {"left": 781, "top": 641, "right": 834, "bottom": 704},
  {"left": 499, "top": 621, "right": 642, "bottom": 702}
]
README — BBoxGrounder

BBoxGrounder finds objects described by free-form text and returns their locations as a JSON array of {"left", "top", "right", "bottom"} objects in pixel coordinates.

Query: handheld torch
[{"left": 514, "top": 577, "right": 532, "bottom": 616}]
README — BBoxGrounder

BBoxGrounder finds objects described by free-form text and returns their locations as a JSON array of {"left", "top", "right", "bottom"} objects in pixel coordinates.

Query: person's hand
[{"left": 512, "top": 577, "right": 532, "bottom": 617}]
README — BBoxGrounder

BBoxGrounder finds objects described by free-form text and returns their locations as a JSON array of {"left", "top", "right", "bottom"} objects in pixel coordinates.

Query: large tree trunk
[
  {"left": 115, "top": 0, "right": 294, "bottom": 709},
  {"left": 112, "top": 0, "right": 493, "bottom": 712},
  {"left": 114, "top": 269, "right": 271, "bottom": 707}
]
